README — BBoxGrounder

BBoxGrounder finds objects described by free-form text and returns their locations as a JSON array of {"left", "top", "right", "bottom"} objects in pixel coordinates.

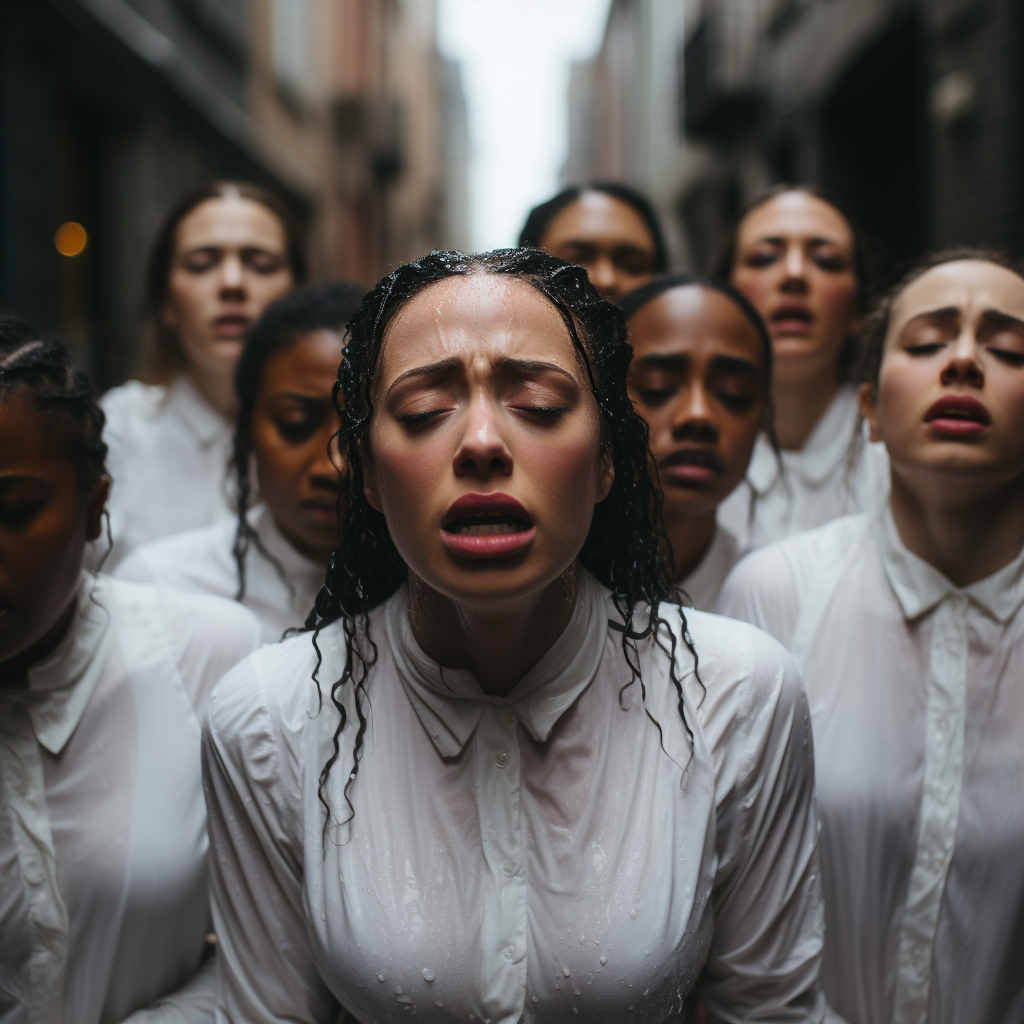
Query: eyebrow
[
  {"left": 269, "top": 392, "right": 333, "bottom": 403},
  {"left": 634, "top": 353, "right": 760, "bottom": 374},
  {"left": 753, "top": 235, "right": 844, "bottom": 248},
  {"left": 982, "top": 308, "right": 1024, "bottom": 333},
  {"left": 386, "top": 355, "right": 577, "bottom": 395}
]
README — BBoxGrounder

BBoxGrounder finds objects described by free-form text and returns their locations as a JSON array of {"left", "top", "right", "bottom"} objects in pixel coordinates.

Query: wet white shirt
[
  {"left": 716, "top": 386, "right": 889, "bottom": 550},
  {"left": 718, "top": 510, "right": 1024, "bottom": 1024},
  {"left": 114, "top": 506, "right": 325, "bottom": 644},
  {"left": 203, "top": 568, "right": 826, "bottom": 1024},
  {"left": 0, "top": 573, "right": 260, "bottom": 1024},
  {"left": 678, "top": 523, "right": 743, "bottom": 612},
  {"left": 100, "top": 376, "right": 234, "bottom": 569}
]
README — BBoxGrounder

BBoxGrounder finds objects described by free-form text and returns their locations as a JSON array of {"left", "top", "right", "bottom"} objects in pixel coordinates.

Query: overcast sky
[{"left": 437, "top": 0, "right": 613, "bottom": 252}]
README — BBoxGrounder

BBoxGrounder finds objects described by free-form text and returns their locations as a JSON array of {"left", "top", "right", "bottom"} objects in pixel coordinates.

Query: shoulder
[
  {"left": 717, "top": 514, "right": 871, "bottom": 644},
  {"left": 100, "top": 379, "right": 167, "bottom": 424},
  {"left": 114, "top": 518, "right": 238, "bottom": 596}
]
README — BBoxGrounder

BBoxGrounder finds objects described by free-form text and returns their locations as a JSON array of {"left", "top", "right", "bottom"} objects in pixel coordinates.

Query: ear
[
  {"left": 595, "top": 445, "right": 615, "bottom": 504},
  {"left": 85, "top": 476, "right": 111, "bottom": 542},
  {"left": 359, "top": 442, "right": 384, "bottom": 513},
  {"left": 858, "top": 382, "right": 882, "bottom": 443}
]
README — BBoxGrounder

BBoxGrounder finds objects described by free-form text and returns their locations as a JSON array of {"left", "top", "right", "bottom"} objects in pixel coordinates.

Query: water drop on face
[
  {"left": 562, "top": 966, "right": 571, "bottom": 977},
  {"left": 599, "top": 955, "right": 607, "bottom": 965},
  {"left": 555, "top": 982, "right": 561, "bottom": 990},
  {"left": 574, "top": 988, "right": 580, "bottom": 995},
  {"left": 422, "top": 968, "right": 435, "bottom": 982},
  {"left": 377, "top": 974, "right": 385, "bottom": 983},
  {"left": 629, "top": 907, "right": 639, "bottom": 920}
]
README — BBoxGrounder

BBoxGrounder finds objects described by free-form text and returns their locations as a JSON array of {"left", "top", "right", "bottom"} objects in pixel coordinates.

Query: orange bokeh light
[{"left": 55, "top": 221, "right": 88, "bottom": 257}]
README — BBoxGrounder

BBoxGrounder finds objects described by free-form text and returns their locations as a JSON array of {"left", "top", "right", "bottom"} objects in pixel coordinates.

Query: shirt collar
[
  {"left": 7, "top": 573, "right": 115, "bottom": 755},
  {"left": 746, "top": 385, "right": 861, "bottom": 493},
  {"left": 252, "top": 505, "right": 327, "bottom": 615},
  {"left": 386, "top": 568, "right": 612, "bottom": 757},
  {"left": 876, "top": 504, "right": 1024, "bottom": 623},
  {"left": 166, "top": 374, "right": 231, "bottom": 447}
]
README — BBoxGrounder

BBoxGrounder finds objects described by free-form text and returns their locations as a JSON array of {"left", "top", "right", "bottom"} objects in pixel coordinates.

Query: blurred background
[{"left": 1, "top": 0, "right": 1021, "bottom": 388}]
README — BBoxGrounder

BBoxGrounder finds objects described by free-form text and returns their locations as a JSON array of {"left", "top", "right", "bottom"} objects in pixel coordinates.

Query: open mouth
[
  {"left": 213, "top": 315, "right": 250, "bottom": 337},
  {"left": 441, "top": 493, "right": 536, "bottom": 558},
  {"left": 658, "top": 447, "right": 725, "bottom": 485},
  {"left": 924, "top": 395, "right": 990, "bottom": 436},
  {"left": 770, "top": 305, "right": 814, "bottom": 334}
]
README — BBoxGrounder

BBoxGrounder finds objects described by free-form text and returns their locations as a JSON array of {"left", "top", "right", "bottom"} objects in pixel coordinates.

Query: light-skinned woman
[
  {"left": 719, "top": 250, "right": 1024, "bottom": 1023},
  {"left": 202, "top": 250, "right": 826, "bottom": 1023},
  {"left": 99, "top": 181, "right": 305, "bottom": 567}
]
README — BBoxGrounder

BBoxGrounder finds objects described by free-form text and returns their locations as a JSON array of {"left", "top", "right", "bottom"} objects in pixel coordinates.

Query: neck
[
  {"left": 772, "top": 369, "right": 840, "bottom": 450},
  {"left": 889, "top": 469, "right": 1024, "bottom": 587},
  {"left": 185, "top": 366, "right": 235, "bottom": 419},
  {"left": 0, "top": 599, "right": 77, "bottom": 689},
  {"left": 407, "top": 565, "right": 579, "bottom": 697},
  {"left": 662, "top": 507, "right": 717, "bottom": 583}
]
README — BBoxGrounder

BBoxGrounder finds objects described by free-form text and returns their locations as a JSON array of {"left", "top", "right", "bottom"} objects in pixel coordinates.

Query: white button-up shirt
[
  {"left": 203, "top": 568, "right": 826, "bottom": 1024},
  {"left": 716, "top": 386, "right": 889, "bottom": 550},
  {"left": 717, "top": 510, "right": 1024, "bottom": 1024},
  {"left": 114, "top": 506, "right": 325, "bottom": 644},
  {"left": 678, "top": 523, "right": 743, "bottom": 612},
  {"left": 0, "top": 573, "right": 260, "bottom": 1024},
  {"left": 100, "top": 376, "right": 234, "bottom": 569}
]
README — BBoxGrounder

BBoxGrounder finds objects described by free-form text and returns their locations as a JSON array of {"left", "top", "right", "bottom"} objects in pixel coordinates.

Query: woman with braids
[
  {"left": 0, "top": 315, "right": 260, "bottom": 1022},
  {"left": 622, "top": 275, "right": 774, "bottom": 610},
  {"left": 202, "top": 249, "right": 826, "bottom": 1023},
  {"left": 115, "top": 282, "right": 364, "bottom": 642},
  {"left": 719, "top": 250, "right": 1024, "bottom": 1023},
  {"left": 519, "top": 182, "right": 667, "bottom": 302},
  {"left": 710, "top": 185, "right": 888, "bottom": 549},
  {"left": 100, "top": 181, "right": 304, "bottom": 567}
]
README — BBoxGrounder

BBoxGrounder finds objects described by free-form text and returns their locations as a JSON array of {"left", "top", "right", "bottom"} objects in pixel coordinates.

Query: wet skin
[
  {"left": 862, "top": 259, "right": 1024, "bottom": 585},
  {"left": 0, "top": 394, "right": 107, "bottom": 683},
  {"left": 628, "top": 286, "right": 766, "bottom": 578},
  {"left": 730, "top": 192, "right": 860, "bottom": 448},
  {"left": 250, "top": 329, "right": 346, "bottom": 564},
  {"left": 160, "top": 195, "right": 295, "bottom": 414},
  {"left": 539, "top": 191, "right": 659, "bottom": 302},
  {"left": 362, "top": 273, "right": 613, "bottom": 694}
]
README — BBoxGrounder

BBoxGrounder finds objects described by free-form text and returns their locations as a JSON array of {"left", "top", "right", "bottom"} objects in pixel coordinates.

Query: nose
[
  {"left": 940, "top": 331, "right": 984, "bottom": 388},
  {"left": 310, "top": 435, "right": 345, "bottom": 489},
  {"left": 588, "top": 256, "right": 619, "bottom": 300},
  {"left": 671, "top": 382, "right": 719, "bottom": 443},
  {"left": 780, "top": 243, "right": 808, "bottom": 293},
  {"left": 220, "top": 253, "right": 245, "bottom": 293},
  {"left": 452, "top": 393, "right": 513, "bottom": 479}
]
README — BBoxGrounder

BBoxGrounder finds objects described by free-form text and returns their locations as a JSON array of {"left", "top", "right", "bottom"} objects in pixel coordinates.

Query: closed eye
[
  {"left": 904, "top": 343, "right": 945, "bottom": 356},
  {"left": 0, "top": 501, "right": 46, "bottom": 529},
  {"left": 395, "top": 408, "right": 452, "bottom": 426},
  {"left": 511, "top": 405, "right": 568, "bottom": 418},
  {"left": 635, "top": 388, "right": 677, "bottom": 407},
  {"left": 989, "top": 347, "right": 1024, "bottom": 367},
  {"left": 716, "top": 393, "right": 756, "bottom": 412}
]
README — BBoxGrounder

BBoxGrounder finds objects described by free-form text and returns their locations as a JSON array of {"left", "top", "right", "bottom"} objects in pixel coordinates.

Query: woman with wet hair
[
  {"left": 622, "top": 274, "right": 775, "bottom": 609},
  {"left": 719, "top": 249, "right": 1024, "bottom": 1023},
  {"left": 519, "top": 182, "right": 667, "bottom": 302},
  {"left": 711, "top": 184, "right": 888, "bottom": 548},
  {"left": 99, "top": 181, "right": 305, "bottom": 567},
  {"left": 0, "top": 315, "right": 260, "bottom": 1022},
  {"left": 202, "top": 249, "right": 826, "bottom": 1023},
  {"left": 116, "top": 282, "right": 364, "bottom": 642}
]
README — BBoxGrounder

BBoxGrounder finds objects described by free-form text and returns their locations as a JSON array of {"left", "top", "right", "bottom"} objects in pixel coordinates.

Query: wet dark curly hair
[{"left": 307, "top": 248, "right": 700, "bottom": 835}]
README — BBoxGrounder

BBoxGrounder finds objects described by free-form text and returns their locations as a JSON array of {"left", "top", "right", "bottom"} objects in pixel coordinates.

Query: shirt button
[{"left": 494, "top": 752, "right": 509, "bottom": 769}]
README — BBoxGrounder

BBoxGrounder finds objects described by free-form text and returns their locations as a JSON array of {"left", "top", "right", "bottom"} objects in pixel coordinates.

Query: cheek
[
  {"left": 812, "top": 277, "right": 858, "bottom": 327},
  {"left": 517, "top": 428, "right": 603, "bottom": 526},
  {"left": 731, "top": 270, "right": 775, "bottom": 316},
  {"left": 253, "top": 427, "right": 303, "bottom": 496},
  {"left": 874, "top": 360, "right": 926, "bottom": 447}
]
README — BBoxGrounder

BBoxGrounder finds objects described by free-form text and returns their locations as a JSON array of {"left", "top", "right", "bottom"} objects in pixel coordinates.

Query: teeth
[{"left": 456, "top": 522, "right": 519, "bottom": 536}]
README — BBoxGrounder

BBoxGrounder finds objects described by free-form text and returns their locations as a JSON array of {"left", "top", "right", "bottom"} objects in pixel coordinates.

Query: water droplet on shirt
[
  {"left": 532, "top": 996, "right": 539, "bottom": 1003},
  {"left": 579, "top": 934, "right": 584, "bottom": 943},
  {"left": 599, "top": 955, "right": 607, "bottom": 965},
  {"left": 377, "top": 974, "right": 385, "bottom": 983},
  {"left": 646, "top": 950, "right": 651, "bottom": 957},
  {"left": 574, "top": 988, "right": 580, "bottom": 995},
  {"left": 629, "top": 907, "right": 639, "bottom": 920},
  {"left": 395, "top": 986, "right": 403, "bottom": 994},
  {"left": 555, "top": 982, "right": 561, "bottom": 990},
  {"left": 320, "top": 912, "right": 325, "bottom": 920},
  {"left": 562, "top": 966, "right": 571, "bottom": 977},
  {"left": 422, "top": 968, "right": 435, "bottom": 982}
]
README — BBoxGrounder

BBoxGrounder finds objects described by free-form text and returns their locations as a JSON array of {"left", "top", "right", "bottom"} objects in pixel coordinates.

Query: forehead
[
  {"left": 261, "top": 329, "right": 343, "bottom": 391},
  {"left": 629, "top": 286, "right": 765, "bottom": 366},
  {"left": 378, "top": 273, "right": 583, "bottom": 379},
  {"left": 738, "top": 192, "right": 852, "bottom": 248},
  {"left": 544, "top": 192, "right": 653, "bottom": 247},
  {"left": 175, "top": 196, "right": 286, "bottom": 250},
  {"left": 0, "top": 392, "right": 78, "bottom": 475},
  {"left": 891, "top": 260, "right": 1024, "bottom": 327}
]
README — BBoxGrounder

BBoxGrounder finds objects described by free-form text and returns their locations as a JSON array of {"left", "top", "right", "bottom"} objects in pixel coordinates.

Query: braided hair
[
  {"left": 0, "top": 315, "right": 108, "bottom": 500},
  {"left": 307, "top": 249, "right": 702, "bottom": 835},
  {"left": 231, "top": 281, "right": 366, "bottom": 602}
]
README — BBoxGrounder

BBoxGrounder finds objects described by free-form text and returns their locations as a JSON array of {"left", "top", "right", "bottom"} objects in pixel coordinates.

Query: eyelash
[
  {"left": 0, "top": 502, "right": 45, "bottom": 528},
  {"left": 396, "top": 404, "right": 568, "bottom": 425},
  {"left": 904, "top": 343, "right": 1024, "bottom": 367}
]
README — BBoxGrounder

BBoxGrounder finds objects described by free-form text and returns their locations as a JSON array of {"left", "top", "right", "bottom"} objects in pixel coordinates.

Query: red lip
[
  {"left": 441, "top": 492, "right": 535, "bottom": 559},
  {"left": 659, "top": 447, "right": 725, "bottom": 485},
  {"left": 924, "top": 395, "right": 991, "bottom": 436},
  {"left": 300, "top": 497, "right": 339, "bottom": 523},
  {"left": 769, "top": 304, "right": 814, "bottom": 334}
]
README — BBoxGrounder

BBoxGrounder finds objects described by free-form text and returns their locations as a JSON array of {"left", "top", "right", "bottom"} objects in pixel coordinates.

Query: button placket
[
  {"left": 474, "top": 705, "right": 527, "bottom": 1023},
  {"left": 893, "top": 596, "right": 969, "bottom": 1024}
]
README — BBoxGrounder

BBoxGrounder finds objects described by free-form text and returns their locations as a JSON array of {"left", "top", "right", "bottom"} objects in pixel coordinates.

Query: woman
[
  {"left": 711, "top": 185, "right": 888, "bottom": 548},
  {"left": 622, "top": 275, "right": 774, "bottom": 610},
  {"left": 519, "top": 182, "right": 667, "bottom": 302},
  {"left": 100, "top": 181, "right": 305, "bottom": 567},
  {"left": 0, "top": 316, "right": 260, "bottom": 1022},
  {"left": 202, "top": 250, "right": 826, "bottom": 1023},
  {"left": 719, "top": 250, "right": 1024, "bottom": 1023},
  {"left": 115, "top": 282, "right": 365, "bottom": 642}
]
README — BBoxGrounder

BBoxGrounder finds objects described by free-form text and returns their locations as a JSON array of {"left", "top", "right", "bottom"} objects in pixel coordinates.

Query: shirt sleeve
[
  {"left": 696, "top": 623, "right": 826, "bottom": 1023},
  {"left": 116, "top": 954, "right": 217, "bottom": 1023},
  {"left": 202, "top": 657, "right": 339, "bottom": 1024}
]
